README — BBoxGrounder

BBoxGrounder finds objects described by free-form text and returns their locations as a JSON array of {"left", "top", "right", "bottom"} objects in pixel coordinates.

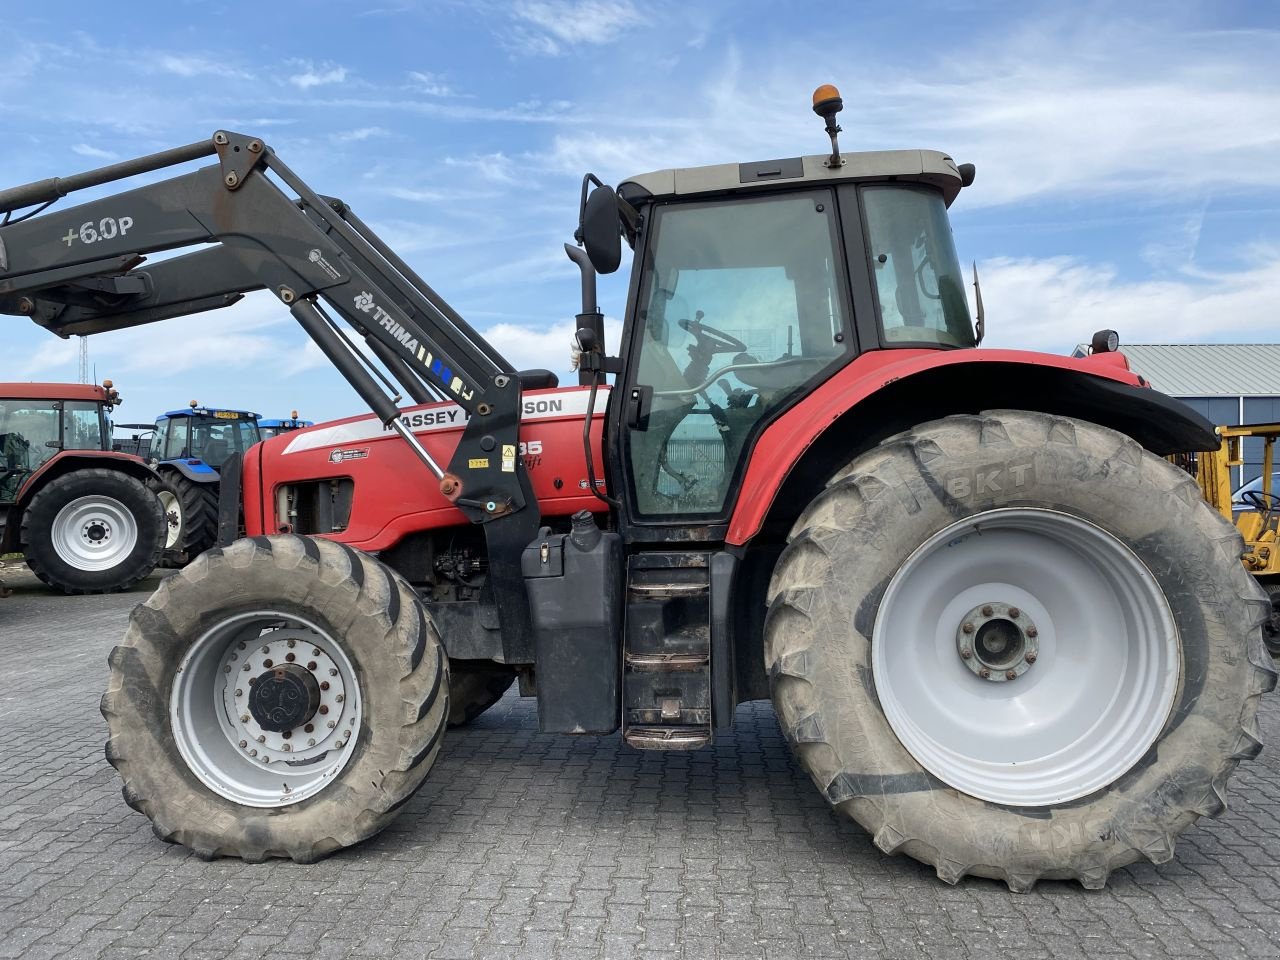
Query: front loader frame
[{"left": 0, "top": 132, "right": 540, "bottom": 654}]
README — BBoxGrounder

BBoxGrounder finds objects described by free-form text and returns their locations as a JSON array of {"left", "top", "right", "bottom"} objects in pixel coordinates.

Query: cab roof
[
  {"left": 0, "top": 382, "right": 109, "bottom": 402},
  {"left": 161, "top": 407, "right": 260, "bottom": 419},
  {"left": 619, "top": 150, "right": 966, "bottom": 207}
]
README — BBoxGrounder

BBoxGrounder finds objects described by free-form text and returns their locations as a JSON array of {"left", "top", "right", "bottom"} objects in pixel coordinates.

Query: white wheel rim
[
  {"left": 156, "top": 489, "right": 182, "bottom": 550},
  {"left": 871, "top": 507, "right": 1179, "bottom": 807},
  {"left": 170, "top": 611, "right": 363, "bottom": 807},
  {"left": 50, "top": 495, "right": 139, "bottom": 571}
]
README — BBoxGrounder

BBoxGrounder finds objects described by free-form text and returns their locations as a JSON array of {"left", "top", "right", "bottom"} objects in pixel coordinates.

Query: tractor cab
[
  {"left": 577, "top": 87, "right": 977, "bottom": 525},
  {"left": 152, "top": 403, "right": 262, "bottom": 470},
  {"left": 258, "top": 412, "right": 313, "bottom": 442},
  {"left": 0, "top": 382, "right": 117, "bottom": 502}
]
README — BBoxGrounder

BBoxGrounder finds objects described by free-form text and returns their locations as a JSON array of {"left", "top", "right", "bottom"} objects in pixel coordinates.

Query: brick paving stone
[{"left": 1, "top": 580, "right": 1279, "bottom": 959}]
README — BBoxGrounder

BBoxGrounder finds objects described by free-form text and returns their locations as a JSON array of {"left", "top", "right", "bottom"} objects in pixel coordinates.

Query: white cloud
[
  {"left": 156, "top": 55, "right": 250, "bottom": 80},
  {"left": 288, "top": 61, "right": 350, "bottom": 90},
  {"left": 333, "top": 126, "right": 389, "bottom": 143},
  {"left": 978, "top": 250, "right": 1280, "bottom": 354},
  {"left": 70, "top": 143, "right": 118, "bottom": 161},
  {"left": 407, "top": 71, "right": 462, "bottom": 98},
  {"left": 509, "top": 0, "right": 642, "bottom": 55}
]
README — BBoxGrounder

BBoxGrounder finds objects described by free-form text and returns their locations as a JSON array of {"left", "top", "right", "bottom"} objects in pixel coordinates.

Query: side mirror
[{"left": 581, "top": 184, "right": 622, "bottom": 275}]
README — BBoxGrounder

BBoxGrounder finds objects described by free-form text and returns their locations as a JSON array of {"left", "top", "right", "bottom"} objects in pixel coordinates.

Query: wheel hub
[
  {"left": 956, "top": 601, "right": 1039, "bottom": 681},
  {"left": 84, "top": 521, "right": 109, "bottom": 543},
  {"left": 249, "top": 663, "right": 321, "bottom": 731}
]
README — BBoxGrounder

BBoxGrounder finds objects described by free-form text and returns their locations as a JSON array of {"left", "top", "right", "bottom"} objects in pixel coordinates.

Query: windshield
[
  {"left": 863, "top": 186, "right": 974, "bottom": 347},
  {"left": 627, "top": 190, "right": 849, "bottom": 516},
  {"left": 190, "top": 415, "right": 261, "bottom": 468}
]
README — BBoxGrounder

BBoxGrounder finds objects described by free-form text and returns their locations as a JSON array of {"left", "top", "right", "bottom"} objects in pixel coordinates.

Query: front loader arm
[{"left": 0, "top": 131, "right": 540, "bottom": 656}]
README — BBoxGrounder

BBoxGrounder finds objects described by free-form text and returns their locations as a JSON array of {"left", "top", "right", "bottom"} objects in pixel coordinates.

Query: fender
[
  {"left": 157, "top": 459, "right": 220, "bottom": 484},
  {"left": 13, "top": 450, "right": 152, "bottom": 508},
  {"left": 727, "top": 348, "right": 1217, "bottom": 546}
]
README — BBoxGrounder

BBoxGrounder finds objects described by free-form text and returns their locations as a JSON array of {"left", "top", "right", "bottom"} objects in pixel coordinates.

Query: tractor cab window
[
  {"left": 155, "top": 417, "right": 191, "bottom": 461},
  {"left": 190, "top": 416, "right": 260, "bottom": 469},
  {"left": 63, "top": 402, "right": 105, "bottom": 451},
  {"left": 0, "top": 399, "right": 59, "bottom": 500},
  {"left": 862, "top": 185, "right": 974, "bottom": 347},
  {"left": 627, "top": 191, "right": 849, "bottom": 517}
]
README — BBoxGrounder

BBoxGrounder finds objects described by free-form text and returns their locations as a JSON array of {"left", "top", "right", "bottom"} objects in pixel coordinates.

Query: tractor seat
[{"left": 517, "top": 369, "right": 559, "bottom": 391}]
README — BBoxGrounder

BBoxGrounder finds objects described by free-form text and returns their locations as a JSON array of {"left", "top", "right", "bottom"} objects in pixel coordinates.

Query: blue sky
[{"left": 2, "top": 0, "right": 1278, "bottom": 424}]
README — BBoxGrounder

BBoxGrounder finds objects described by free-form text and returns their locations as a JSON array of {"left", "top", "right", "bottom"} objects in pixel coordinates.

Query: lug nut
[
  {"left": 320, "top": 681, "right": 330, "bottom": 691},
  {"left": 1027, "top": 627, "right": 1038, "bottom": 638},
  {"left": 335, "top": 694, "right": 344, "bottom": 703},
  {"left": 962, "top": 622, "right": 975, "bottom": 634},
  {"left": 281, "top": 730, "right": 291, "bottom": 739},
  {"left": 1026, "top": 652, "right": 1038, "bottom": 664},
  {"left": 263, "top": 659, "right": 273, "bottom": 667},
  {"left": 235, "top": 689, "right": 243, "bottom": 697},
  {"left": 262, "top": 645, "right": 270, "bottom": 654},
  {"left": 244, "top": 664, "right": 252, "bottom": 672},
  {"left": 249, "top": 749, "right": 257, "bottom": 757},
  {"left": 224, "top": 665, "right": 231, "bottom": 673},
  {"left": 308, "top": 738, "right": 316, "bottom": 746},
  {"left": 239, "top": 740, "right": 248, "bottom": 748},
  {"left": 261, "top": 756, "right": 270, "bottom": 764},
  {"left": 287, "top": 639, "right": 296, "bottom": 648},
  {"left": 1006, "top": 670, "right": 1017, "bottom": 680},
  {"left": 313, "top": 648, "right": 321, "bottom": 656},
  {"left": 334, "top": 740, "right": 344, "bottom": 749},
  {"left": 981, "top": 605, "right": 993, "bottom": 617},
  {"left": 307, "top": 661, "right": 317, "bottom": 671},
  {"left": 319, "top": 705, "right": 329, "bottom": 715},
  {"left": 343, "top": 730, "right": 351, "bottom": 739},
  {"left": 257, "top": 735, "right": 265, "bottom": 743},
  {"left": 1008, "top": 607, "right": 1020, "bottom": 619},
  {"left": 979, "top": 668, "right": 991, "bottom": 679},
  {"left": 960, "top": 648, "right": 972, "bottom": 660},
  {"left": 304, "top": 723, "right": 314, "bottom": 733},
  {"left": 327, "top": 721, "right": 336, "bottom": 729},
  {"left": 283, "top": 743, "right": 292, "bottom": 752},
  {"left": 286, "top": 653, "right": 296, "bottom": 662},
  {"left": 238, "top": 642, "right": 246, "bottom": 650},
  {"left": 329, "top": 668, "right": 338, "bottom": 677},
  {"left": 240, "top": 714, "right": 250, "bottom": 723}
]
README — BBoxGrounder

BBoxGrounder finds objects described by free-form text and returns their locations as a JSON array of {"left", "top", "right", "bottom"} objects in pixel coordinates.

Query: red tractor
[
  {"left": 0, "top": 381, "right": 164, "bottom": 592},
  {"left": 1, "top": 86, "right": 1272, "bottom": 890}
]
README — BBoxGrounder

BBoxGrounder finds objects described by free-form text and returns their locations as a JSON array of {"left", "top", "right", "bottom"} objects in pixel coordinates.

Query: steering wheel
[
  {"left": 679, "top": 311, "right": 745, "bottom": 355},
  {"left": 1240, "top": 489, "right": 1280, "bottom": 512}
]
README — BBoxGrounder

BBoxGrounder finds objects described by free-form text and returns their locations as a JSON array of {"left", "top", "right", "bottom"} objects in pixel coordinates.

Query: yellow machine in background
[{"left": 1195, "top": 423, "right": 1280, "bottom": 655}]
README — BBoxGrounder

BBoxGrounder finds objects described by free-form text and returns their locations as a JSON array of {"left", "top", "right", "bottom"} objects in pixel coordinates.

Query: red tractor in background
[
  {"left": 1, "top": 86, "right": 1273, "bottom": 891},
  {"left": 0, "top": 381, "right": 163, "bottom": 592}
]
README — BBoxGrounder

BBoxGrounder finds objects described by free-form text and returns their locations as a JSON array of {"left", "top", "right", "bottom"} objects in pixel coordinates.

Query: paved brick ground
[{"left": 2, "top": 570, "right": 1279, "bottom": 959}]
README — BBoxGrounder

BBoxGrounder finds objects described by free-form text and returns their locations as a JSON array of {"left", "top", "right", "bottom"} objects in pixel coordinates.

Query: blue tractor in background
[
  {"left": 257, "top": 411, "right": 313, "bottom": 441},
  {"left": 149, "top": 402, "right": 261, "bottom": 560}
]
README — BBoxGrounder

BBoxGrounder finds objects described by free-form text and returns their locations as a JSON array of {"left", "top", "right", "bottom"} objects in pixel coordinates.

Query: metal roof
[{"left": 1071, "top": 344, "right": 1280, "bottom": 398}]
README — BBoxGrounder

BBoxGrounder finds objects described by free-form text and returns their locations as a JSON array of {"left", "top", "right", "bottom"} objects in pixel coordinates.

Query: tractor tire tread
[
  {"left": 766, "top": 409, "right": 1275, "bottom": 892},
  {"left": 101, "top": 535, "right": 448, "bottom": 863}
]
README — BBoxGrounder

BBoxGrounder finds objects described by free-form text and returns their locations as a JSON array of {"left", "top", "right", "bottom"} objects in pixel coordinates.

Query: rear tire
[
  {"left": 145, "top": 475, "right": 185, "bottom": 565},
  {"left": 21, "top": 468, "right": 164, "bottom": 594},
  {"left": 765, "top": 410, "right": 1276, "bottom": 891},
  {"left": 161, "top": 472, "right": 220, "bottom": 560},
  {"left": 447, "top": 665, "right": 516, "bottom": 727},
  {"left": 101, "top": 535, "right": 449, "bottom": 862},
  {"left": 1261, "top": 581, "right": 1280, "bottom": 658}
]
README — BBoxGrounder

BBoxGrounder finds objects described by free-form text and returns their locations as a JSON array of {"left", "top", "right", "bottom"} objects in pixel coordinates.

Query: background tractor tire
[
  {"left": 157, "top": 472, "right": 220, "bottom": 561},
  {"left": 1261, "top": 582, "right": 1280, "bottom": 658},
  {"left": 21, "top": 468, "right": 164, "bottom": 594},
  {"left": 101, "top": 535, "right": 449, "bottom": 862},
  {"left": 447, "top": 664, "right": 517, "bottom": 727},
  {"left": 765, "top": 410, "right": 1276, "bottom": 892},
  {"left": 145, "top": 475, "right": 186, "bottom": 566}
]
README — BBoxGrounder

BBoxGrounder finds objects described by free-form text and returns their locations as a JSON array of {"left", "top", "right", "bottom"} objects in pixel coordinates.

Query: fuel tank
[{"left": 242, "top": 386, "right": 609, "bottom": 550}]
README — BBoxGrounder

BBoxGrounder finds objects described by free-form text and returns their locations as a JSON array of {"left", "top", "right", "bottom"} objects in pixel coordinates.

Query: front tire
[
  {"left": 765, "top": 410, "right": 1276, "bottom": 891},
  {"left": 447, "top": 665, "right": 516, "bottom": 727},
  {"left": 21, "top": 468, "right": 164, "bottom": 594},
  {"left": 101, "top": 535, "right": 449, "bottom": 861}
]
